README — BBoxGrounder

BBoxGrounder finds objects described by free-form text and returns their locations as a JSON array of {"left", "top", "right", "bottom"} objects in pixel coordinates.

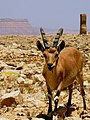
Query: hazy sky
[{"left": 0, "top": 0, "right": 90, "bottom": 30}]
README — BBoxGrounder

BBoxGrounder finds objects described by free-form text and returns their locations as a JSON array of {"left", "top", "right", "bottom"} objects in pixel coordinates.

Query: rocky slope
[{"left": 0, "top": 34, "right": 90, "bottom": 120}]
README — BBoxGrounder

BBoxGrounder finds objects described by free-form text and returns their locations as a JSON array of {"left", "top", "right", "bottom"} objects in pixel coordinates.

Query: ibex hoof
[
  {"left": 53, "top": 115, "right": 58, "bottom": 120},
  {"left": 54, "top": 96, "right": 59, "bottom": 103}
]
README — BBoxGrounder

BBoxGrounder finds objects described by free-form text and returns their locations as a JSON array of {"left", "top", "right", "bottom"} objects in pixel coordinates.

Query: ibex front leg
[
  {"left": 47, "top": 87, "right": 52, "bottom": 114},
  {"left": 54, "top": 81, "right": 63, "bottom": 111}
]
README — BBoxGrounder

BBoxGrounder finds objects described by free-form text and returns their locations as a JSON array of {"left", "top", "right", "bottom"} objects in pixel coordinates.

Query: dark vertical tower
[{"left": 80, "top": 14, "right": 87, "bottom": 34}]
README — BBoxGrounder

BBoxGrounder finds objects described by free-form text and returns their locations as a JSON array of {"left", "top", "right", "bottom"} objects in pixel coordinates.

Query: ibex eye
[
  {"left": 43, "top": 54, "right": 47, "bottom": 58},
  {"left": 55, "top": 54, "right": 58, "bottom": 58}
]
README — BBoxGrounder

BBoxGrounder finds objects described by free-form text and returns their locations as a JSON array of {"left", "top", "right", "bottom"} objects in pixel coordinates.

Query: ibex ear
[
  {"left": 37, "top": 40, "right": 45, "bottom": 52},
  {"left": 57, "top": 40, "right": 65, "bottom": 52}
]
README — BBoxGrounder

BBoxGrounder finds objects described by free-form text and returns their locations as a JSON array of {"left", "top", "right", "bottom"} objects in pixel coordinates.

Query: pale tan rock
[
  {"left": 0, "top": 118, "right": 9, "bottom": 120},
  {"left": 17, "top": 77, "right": 25, "bottom": 84},
  {"left": 30, "top": 118, "right": 44, "bottom": 120},
  {"left": 34, "top": 74, "right": 45, "bottom": 82},
  {"left": 65, "top": 117, "right": 82, "bottom": 120}
]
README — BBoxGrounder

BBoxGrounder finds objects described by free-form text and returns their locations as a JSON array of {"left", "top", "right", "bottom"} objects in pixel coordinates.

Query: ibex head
[{"left": 37, "top": 27, "right": 65, "bottom": 71}]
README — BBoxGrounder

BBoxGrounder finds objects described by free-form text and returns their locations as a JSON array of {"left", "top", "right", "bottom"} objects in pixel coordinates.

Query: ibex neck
[{"left": 43, "top": 64, "right": 60, "bottom": 90}]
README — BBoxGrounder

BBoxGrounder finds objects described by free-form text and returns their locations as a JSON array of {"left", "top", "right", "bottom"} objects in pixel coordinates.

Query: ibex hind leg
[
  {"left": 65, "top": 84, "right": 73, "bottom": 116},
  {"left": 77, "top": 72, "right": 86, "bottom": 110},
  {"left": 67, "top": 84, "right": 73, "bottom": 107}
]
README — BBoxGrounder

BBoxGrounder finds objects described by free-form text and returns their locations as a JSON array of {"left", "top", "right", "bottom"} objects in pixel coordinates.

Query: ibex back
[{"left": 37, "top": 28, "right": 86, "bottom": 116}]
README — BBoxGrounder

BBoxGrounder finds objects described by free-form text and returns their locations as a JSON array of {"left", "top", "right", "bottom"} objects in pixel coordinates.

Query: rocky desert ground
[{"left": 0, "top": 34, "right": 90, "bottom": 120}]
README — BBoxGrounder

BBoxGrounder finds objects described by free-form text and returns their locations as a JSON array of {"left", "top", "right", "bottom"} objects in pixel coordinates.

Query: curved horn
[
  {"left": 53, "top": 28, "right": 63, "bottom": 48},
  {"left": 40, "top": 27, "right": 50, "bottom": 49}
]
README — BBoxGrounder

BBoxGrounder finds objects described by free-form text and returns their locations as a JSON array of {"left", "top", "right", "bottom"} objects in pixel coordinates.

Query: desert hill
[{"left": 0, "top": 18, "right": 39, "bottom": 35}]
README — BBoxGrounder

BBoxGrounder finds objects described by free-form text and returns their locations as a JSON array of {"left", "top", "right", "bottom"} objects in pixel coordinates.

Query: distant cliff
[{"left": 0, "top": 18, "right": 39, "bottom": 35}]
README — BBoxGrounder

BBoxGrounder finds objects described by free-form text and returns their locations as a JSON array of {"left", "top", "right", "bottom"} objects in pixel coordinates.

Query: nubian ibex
[{"left": 37, "top": 28, "right": 86, "bottom": 115}]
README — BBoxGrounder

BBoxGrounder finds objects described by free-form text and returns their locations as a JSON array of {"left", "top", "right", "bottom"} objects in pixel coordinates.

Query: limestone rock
[
  {"left": 0, "top": 118, "right": 9, "bottom": 120},
  {"left": 30, "top": 118, "right": 45, "bottom": 120},
  {"left": 34, "top": 74, "right": 44, "bottom": 82},
  {"left": 17, "top": 77, "right": 25, "bottom": 84}
]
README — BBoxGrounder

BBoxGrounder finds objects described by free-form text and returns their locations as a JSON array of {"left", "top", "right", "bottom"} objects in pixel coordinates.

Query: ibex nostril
[
  {"left": 47, "top": 63, "right": 53, "bottom": 68},
  {"left": 48, "top": 63, "right": 53, "bottom": 67}
]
